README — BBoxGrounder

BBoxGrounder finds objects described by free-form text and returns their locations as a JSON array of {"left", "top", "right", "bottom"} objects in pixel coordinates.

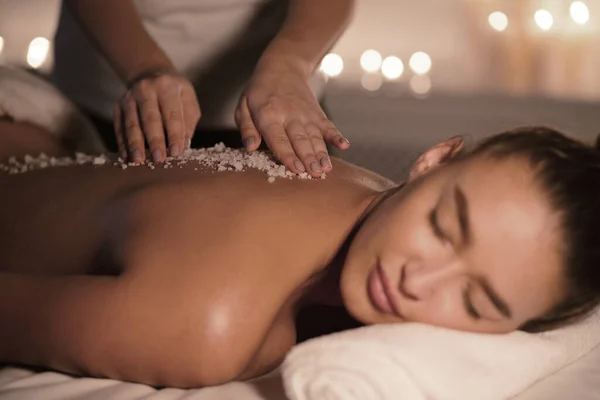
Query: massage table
[{"left": 1, "top": 340, "right": 599, "bottom": 400}]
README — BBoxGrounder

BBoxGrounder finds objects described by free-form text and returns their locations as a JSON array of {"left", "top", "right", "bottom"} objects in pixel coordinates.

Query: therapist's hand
[
  {"left": 114, "top": 71, "right": 201, "bottom": 163},
  {"left": 235, "top": 62, "right": 350, "bottom": 177}
]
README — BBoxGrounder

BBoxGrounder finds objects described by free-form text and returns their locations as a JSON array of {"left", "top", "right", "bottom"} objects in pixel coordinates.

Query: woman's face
[{"left": 340, "top": 154, "right": 567, "bottom": 333}]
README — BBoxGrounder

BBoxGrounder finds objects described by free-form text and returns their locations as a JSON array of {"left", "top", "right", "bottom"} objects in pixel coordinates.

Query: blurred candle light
[
  {"left": 535, "top": 9, "right": 554, "bottom": 31},
  {"left": 409, "top": 51, "right": 432, "bottom": 75},
  {"left": 360, "top": 73, "right": 383, "bottom": 92},
  {"left": 570, "top": 1, "right": 590, "bottom": 25},
  {"left": 360, "top": 49, "right": 383, "bottom": 73},
  {"left": 319, "top": 53, "right": 344, "bottom": 77},
  {"left": 488, "top": 11, "right": 509, "bottom": 31},
  {"left": 381, "top": 56, "right": 404, "bottom": 80},
  {"left": 27, "top": 37, "right": 50, "bottom": 69},
  {"left": 409, "top": 75, "right": 432, "bottom": 97}
]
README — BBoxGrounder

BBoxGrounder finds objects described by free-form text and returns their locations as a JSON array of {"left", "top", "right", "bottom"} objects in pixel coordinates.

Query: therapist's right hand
[{"left": 114, "top": 71, "right": 201, "bottom": 163}]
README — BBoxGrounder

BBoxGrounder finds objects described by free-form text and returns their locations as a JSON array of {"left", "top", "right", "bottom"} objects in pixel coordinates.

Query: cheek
[
  {"left": 365, "top": 176, "right": 442, "bottom": 249},
  {"left": 407, "top": 291, "right": 518, "bottom": 333},
  {"left": 339, "top": 242, "right": 376, "bottom": 322},
  {"left": 407, "top": 289, "right": 461, "bottom": 325},
  {"left": 371, "top": 204, "right": 434, "bottom": 255}
]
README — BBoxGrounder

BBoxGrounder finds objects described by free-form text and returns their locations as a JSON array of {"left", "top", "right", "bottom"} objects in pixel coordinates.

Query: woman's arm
[
  {"left": 65, "top": 0, "right": 175, "bottom": 82},
  {"left": 0, "top": 185, "right": 304, "bottom": 387},
  {"left": 0, "top": 271, "right": 243, "bottom": 387}
]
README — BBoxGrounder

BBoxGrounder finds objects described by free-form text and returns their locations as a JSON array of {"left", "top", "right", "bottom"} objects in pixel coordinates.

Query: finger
[
  {"left": 285, "top": 119, "right": 322, "bottom": 177},
  {"left": 307, "top": 123, "right": 332, "bottom": 173},
  {"left": 156, "top": 77, "right": 185, "bottom": 157},
  {"left": 113, "top": 103, "right": 127, "bottom": 161},
  {"left": 135, "top": 81, "right": 167, "bottom": 163},
  {"left": 256, "top": 112, "right": 304, "bottom": 174},
  {"left": 319, "top": 119, "right": 350, "bottom": 150},
  {"left": 122, "top": 92, "right": 146, "bottom": 163},
  {"left": 236, "top": 96, "right": 261, "bottom": 152},
  {"left": 181, "top": 86, "right": 201, "bottom": 149}
]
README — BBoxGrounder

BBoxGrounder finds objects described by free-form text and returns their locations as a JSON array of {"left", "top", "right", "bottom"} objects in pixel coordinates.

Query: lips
[{"left": 368, "top": 263, "right": 404, "bottom": 318}]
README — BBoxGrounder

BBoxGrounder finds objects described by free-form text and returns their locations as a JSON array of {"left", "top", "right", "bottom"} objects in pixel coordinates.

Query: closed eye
[
  {"left": 428, "top": 208, "right": 446, "bottom": 241},
  {"left": 463, "top": 286, "right": 481, "bottom": 320}
]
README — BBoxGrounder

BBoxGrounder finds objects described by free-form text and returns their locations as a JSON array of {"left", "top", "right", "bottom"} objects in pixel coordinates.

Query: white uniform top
[{"left": 53, "top": 0, "right": 324, "bottom": 129}]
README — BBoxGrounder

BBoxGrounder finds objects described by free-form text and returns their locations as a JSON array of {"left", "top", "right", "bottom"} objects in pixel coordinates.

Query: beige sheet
[
  {"left": 1, "top": 343, "right": 599, "bottom": 400},
  {"left": 0, "top": 367, "right": 285, "bottom": 400}
]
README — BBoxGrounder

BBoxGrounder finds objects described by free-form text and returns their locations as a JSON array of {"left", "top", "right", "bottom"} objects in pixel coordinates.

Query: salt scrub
[{"left": 0, "top": 143, "right": 327, "bottom": 182}]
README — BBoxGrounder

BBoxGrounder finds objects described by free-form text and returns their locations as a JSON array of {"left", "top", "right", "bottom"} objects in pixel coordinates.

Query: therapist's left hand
[{"left": 235, "top": 62, "right": 350, "bottom": 177}]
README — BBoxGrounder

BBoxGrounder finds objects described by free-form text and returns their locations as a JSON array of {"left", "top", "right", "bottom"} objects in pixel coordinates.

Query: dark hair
[{"left": 467, "top": 126, "right": 600, "bottom": 332}]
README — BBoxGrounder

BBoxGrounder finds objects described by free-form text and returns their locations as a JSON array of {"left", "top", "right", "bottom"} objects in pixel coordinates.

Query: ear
[{"left": 408, "top": 136, "right": 464, "bottom": 182}]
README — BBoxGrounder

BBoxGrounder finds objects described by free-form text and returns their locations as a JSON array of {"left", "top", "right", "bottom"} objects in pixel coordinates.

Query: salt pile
[{"left": 0, "top": 143, "right": 326, "bottom": 182}]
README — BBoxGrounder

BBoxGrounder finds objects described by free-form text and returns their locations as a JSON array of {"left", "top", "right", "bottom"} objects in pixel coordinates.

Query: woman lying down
[{"left": 1, "top": 84, "right": 600, "bottom": 390}]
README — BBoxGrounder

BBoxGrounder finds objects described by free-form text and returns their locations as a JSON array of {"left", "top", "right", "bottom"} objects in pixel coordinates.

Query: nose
[{"left": 399, "top": 259, "right": 463, "bottom": 301}]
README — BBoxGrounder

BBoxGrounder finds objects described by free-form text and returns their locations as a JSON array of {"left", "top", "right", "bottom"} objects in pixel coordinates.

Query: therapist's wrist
[
  {"left": 256, "top": 44, "right": 314, "bottom": 81},
  {"left": 126, "top": 68, "right": 178, "bottom": 89},
  {"left": 125, "top": 61, "right": 179, "bottom": 88}
]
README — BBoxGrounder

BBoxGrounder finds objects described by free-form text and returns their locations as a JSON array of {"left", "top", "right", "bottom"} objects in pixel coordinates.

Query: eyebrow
[
  {"left": 476, "top": 276, "right": 513, "bottom": 319},
  {"left": 453, "top": 185, "right": 472, "bottom": 248}
]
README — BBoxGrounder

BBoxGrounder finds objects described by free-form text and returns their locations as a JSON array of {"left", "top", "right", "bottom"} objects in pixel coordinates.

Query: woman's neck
[{"left": 300, "top": 185, "right": 404, "bottom": 308}]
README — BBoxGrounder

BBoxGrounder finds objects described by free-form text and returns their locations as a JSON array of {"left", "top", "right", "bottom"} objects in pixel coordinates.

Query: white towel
[
  {"left": 282, "top": 306, "right": 600, "bottom": 400},
  {"left": 0, "top": 66, "right": 106, "bottom": 154}
]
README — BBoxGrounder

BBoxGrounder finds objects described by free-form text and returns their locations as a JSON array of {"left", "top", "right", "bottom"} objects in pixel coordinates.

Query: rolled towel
[
  {"left": 0, "top": 66, "right": 106, "bottom": 154},
  {"left": 282, "top": 306, "right": 600, "bottom": 400}
]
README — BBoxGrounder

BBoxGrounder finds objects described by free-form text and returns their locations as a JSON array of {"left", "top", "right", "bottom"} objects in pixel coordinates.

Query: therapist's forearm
[
  {"left": 257, "top": 0, "right": 355, "bottom": 78},
  {"left": 65, "top": 0, "right": 176, "bottom": 83}
]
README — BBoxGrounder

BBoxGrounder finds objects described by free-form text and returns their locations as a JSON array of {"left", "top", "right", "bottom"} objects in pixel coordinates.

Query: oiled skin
[{"left": 0, "top": 120, "right": 395, "bottom": 387}]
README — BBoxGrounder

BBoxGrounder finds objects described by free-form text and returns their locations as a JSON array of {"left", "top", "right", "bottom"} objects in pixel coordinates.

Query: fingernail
[
  {"left": 294, "top": 160, "right": 306, "bottom": 172},
  {"left": 131, "top": 149, "right": 142, "bottom": 163},
  {"left": 186, "top": 137, "right": 191, "bottom": 149},
  {"left": 244, "top": 137, "right": 255, "bottom": 150},
  {"left": 310, "top": 161, "right": 322, "bottom": 174},
  {"left": 152, "top": 148, "right": 162, "bottom": 163},
  {"left": 120, "top": 151, "right": 127, "bottom": 161},
  {"left": 169, "top": 144, "right": 180, "bottom": 157},
  {"left": 339, "top": 137, "right": 350, "bottom": 145},
  {"left": 320, "top": 157, "right": 332, "bottom": 169}
]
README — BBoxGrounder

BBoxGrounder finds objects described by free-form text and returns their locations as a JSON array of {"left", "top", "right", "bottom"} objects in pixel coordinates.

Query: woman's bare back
[
  {"left": 0, "top": 153, "right": 393, "bottom": 386},
  {"left": 0, "top": 155, "right": 390, "bottom": 275}
]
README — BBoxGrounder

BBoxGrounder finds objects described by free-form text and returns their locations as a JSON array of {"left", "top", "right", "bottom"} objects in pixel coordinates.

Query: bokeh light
[
  {"left": 361, "top": 73, "right": 383, "bottom": 92},
  {"left": 409, "top": 75, "right": 432, "bottom": 97},
  {"left": 26, "top": 37, "right": 50, "bottom": 69},
  {"left": 409, "top": 52, "right": 432, "bottom": 75},
  {"left": 319, "top": 53, "right": 344, "bottom": 77},
  {"left": 534, "top": 9, "right": 554, "bottom": 31},
  {"left": 488, "top": 11, "right": 509, "bottom": 32},
  {"left": 381, "top": 56, "right": 404, "bottom": 80},
  {"left": 570, "top": 1, "right": 590, "bottom": 25},
  {"left": 360, "top": 49, "right": 383, "bottom": 73}
]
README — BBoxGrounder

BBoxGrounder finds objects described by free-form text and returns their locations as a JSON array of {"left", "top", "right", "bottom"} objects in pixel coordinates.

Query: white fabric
[
  {"left": 0, "top": 66, "right": 106, "bottom": 154},
  {"left": 2, "top": 343, "right": 600, "bottom": 400},
  {"left": 3, "top": 310, "right": 599, "bottom": 400},
  {"left": 52, "top": 0, "right": 325, "bottom": 129},
  {"left": 282, "top": 307, "right": 600, "bottom": 400},
  {"left": 0, "top": 367, "right": 285, "bottom": 400},
  {"left": 516, "top": 340, "right": 600, "bottom": 400}
]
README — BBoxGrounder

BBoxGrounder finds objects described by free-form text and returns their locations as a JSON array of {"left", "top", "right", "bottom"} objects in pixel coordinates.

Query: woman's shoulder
[{"left": 329, "top": 157, "right": 397, "bottom": 192}]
